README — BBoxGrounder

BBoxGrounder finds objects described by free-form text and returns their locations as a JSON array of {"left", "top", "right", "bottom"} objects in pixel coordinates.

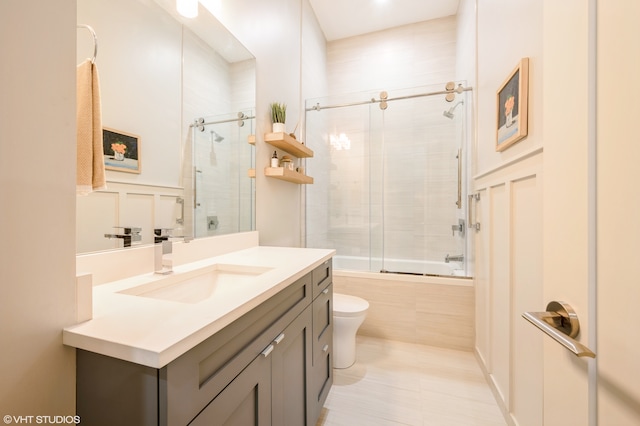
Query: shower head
[
  {"left": 443, "top": 100, "right": 464, "bottom": 119},
  {"left": 210, "top": 131, "right": 224, "bottom": 142}
]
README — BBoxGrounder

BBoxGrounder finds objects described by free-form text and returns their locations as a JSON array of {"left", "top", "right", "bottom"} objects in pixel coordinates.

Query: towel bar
[
  {"left": 522, "top": 301, "right": 596, "bottom": 358},
  {"left": 77, "top": 24, "right": 98, "bottom": 64}
]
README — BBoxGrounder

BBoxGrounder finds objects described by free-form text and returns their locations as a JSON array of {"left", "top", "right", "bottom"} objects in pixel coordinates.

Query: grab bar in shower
[
  {"left": 456, "top": 149, "right": 462, "bottom": 209},
  {"left": 522, "top": 301, "right": 596, "bottom": 358}
]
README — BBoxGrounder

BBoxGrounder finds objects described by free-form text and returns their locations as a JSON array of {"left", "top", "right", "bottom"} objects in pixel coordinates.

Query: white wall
[
  {"left": 475, "top": 0, "right": 543, "bottom": 175},
  {"left": 473, "top": 0, "right": 544, "bottom": 424},
  {"left": 0, "top": 0, "right": 77, "bottom": 417}
]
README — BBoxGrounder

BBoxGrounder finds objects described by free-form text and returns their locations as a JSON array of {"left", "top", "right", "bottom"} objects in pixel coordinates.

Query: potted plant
[{"left": 270, "top": 102, "right": 286, "bottom": 133}]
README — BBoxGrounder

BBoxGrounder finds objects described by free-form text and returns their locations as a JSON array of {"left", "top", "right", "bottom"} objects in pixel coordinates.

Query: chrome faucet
[
  {"left": 451, "top": 219, "right": 465, "bottom": 237},
  {"left": 445, "top": 254, "right": 464, "bottom": 263},
  {"left": 154, "top": 232, "right": 190, "bottom": 275},
  {"left": 104, "top": 227, "right": 142, "bottom": 248},
  {"left": 154, "top": 240, "right": 175, "bottom": 275}
]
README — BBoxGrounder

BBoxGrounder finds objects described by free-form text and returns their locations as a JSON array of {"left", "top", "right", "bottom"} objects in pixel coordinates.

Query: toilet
[{"left": 333, "top": 293, "right": 369, "bottom": 369}]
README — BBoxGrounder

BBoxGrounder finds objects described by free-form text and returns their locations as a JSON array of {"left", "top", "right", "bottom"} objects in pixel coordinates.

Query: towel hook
[{"left": 77, "top": 24, "right": 98, "bottom": 64}]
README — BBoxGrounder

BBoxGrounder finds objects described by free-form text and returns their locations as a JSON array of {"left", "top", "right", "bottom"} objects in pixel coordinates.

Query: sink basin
[{"left": 118, "top": 264, "right": 273, "bottom": 304}]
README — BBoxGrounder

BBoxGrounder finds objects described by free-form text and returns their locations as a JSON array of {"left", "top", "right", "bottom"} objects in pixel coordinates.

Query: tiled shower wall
[{"left": 306, "top": 16, "right": 466, "bottom": 265}]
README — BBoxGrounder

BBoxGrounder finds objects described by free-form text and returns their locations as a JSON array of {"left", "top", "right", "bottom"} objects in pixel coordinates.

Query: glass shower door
[
  {"left": 369, "top": 88, "right": 467, "bottom": 275},
  {"left": 304, "top": 83, "right": 469, "bottom": 276},
  {"left": 192, "top": 111, "right": 255, "bottom": 238}
]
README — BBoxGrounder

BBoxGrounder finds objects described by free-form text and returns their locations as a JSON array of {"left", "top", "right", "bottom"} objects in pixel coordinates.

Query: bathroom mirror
[{"left": 76, "top": 0, "right": 256, "bottom": 254}]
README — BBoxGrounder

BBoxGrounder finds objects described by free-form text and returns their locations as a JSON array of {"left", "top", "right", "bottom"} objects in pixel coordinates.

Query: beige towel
[{"left": 77, "top": 59, "right": 106, "bottom": 195}]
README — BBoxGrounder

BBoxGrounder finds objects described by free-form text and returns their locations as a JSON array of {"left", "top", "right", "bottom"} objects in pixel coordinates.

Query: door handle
[
  {"left": 522, "top": 301, "right": 596, "bottom": 358},
  {"left": 468, "top": 193, "right": 480, "bottom": 231}
]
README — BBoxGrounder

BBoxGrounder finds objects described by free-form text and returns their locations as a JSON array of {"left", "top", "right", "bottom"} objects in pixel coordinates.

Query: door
[
  {"left": 190, "top": 351, "right": 271, "bottom": 426},
  {"left": 271, "top": 307, "right": 313, "bottom": 426},
  {"left": 541, "top": 1, "right": 640, "bottom": 425},
  {"left": 192, "top": 111, "right": 255, "bottom": 238},
  {"left": 541, "top": 1, "right": 594, "bottom": 424},
  {"left": 368, "top": 87, "right": 468, "bottom": 276},
  {"left": 596, "top": 1, "right": 640, "bottom": 424}
]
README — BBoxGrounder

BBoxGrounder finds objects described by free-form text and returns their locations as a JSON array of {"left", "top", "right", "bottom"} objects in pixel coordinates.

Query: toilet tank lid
[{"left": 333, "top": 293, "right": 369, "bottom": 314}]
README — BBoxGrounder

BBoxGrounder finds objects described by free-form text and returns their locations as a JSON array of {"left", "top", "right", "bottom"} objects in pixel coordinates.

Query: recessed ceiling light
[{"left": 177, "top": 0, "right": 198, "bottom": 18}]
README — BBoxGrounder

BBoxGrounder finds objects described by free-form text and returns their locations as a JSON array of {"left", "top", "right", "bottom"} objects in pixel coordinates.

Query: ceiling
[{"left": 308, "top": 0, "right": 460, "bottom": 41}]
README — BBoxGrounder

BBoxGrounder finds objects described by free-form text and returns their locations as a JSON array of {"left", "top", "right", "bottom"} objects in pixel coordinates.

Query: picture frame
[
  {"left": 496, "top": 57, "right": 529, "bottom": 151},
  {"left": 102, "top": 127, "right": 141, "bottom": 173}
]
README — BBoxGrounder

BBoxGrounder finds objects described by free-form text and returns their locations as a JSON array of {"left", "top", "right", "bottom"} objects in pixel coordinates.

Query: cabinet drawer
[
  {"left": 162, "top": 272, "right": 312, "bottom": 425},
  {"left": 312, "top": 259, "right": 332, "bottom": 299}
]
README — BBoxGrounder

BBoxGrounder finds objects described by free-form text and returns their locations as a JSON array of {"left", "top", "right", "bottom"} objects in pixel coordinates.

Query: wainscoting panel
[
  {"left": 473, "top": 149, "right": 543, "bottom": 425},
  {"left": 76, "top": 181, "right": 183, "bottom": 253}
]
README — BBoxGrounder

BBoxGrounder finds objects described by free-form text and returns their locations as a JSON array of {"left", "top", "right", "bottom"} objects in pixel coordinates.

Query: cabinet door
[
  {"left": 310, "top": 284, "right": 333, "bottom": 423},
  {"left": 190, "top": 351, "right": 272, "bottom": 426},
  {"left": 271, "top": 307, "right": 313, "bottom": 426}
]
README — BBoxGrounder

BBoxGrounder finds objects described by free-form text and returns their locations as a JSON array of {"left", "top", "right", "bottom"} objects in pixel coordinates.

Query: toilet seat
[{"left": 333, "top": 293, "right": 369, "bottom": 317}]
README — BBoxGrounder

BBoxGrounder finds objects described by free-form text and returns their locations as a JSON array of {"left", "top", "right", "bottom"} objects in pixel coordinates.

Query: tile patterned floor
[{"left": 316, "top": 336, "right": 506, "bottom": 426}]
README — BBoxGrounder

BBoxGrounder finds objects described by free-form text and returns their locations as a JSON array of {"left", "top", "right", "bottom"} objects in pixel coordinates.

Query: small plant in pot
[{"left": 270, "top": 102, "right": 286, "bottom": 133}]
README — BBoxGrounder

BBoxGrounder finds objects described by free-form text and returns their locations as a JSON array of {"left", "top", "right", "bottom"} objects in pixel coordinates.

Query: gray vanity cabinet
[
  {"left": 76, "top": 260, "right": 333, "bottom": 426},
  {"left": 192, "top": 304, "right": 313, "bottom": 425}
]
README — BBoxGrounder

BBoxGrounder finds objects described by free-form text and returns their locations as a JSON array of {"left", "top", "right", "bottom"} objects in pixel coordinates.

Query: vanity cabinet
[{"left": 76, "top": 260, "right": 332, "bottom": 426}]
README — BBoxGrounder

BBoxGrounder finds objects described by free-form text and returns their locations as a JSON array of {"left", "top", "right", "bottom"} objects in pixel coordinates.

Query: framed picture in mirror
[
  {"left": 103, "top": 127, "right": 141, "bottom": 173},
  {"left": 496, "top": 57, "right": 529, "bottom": 151}
]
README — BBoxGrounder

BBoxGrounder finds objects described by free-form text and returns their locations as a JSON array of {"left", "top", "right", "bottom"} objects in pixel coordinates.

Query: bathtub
[
  {"left": 332, "top": 255, "right": 468, "bottom": 277},
  {"left": 331, "top": 255, "right": 474, "bottom": 351}
]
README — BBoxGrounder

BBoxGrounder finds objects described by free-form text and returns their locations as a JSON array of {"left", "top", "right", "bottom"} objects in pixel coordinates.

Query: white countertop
[{"left": 64, "top": 246, "right": 334, "bottom": 369}]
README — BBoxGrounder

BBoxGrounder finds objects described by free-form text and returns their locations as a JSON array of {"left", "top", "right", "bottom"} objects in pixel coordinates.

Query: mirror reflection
[{"left": 76, "top": 0, "right": 256, "bottom": 254}]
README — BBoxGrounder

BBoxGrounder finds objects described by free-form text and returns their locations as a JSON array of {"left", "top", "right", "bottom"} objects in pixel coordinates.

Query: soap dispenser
[{"left": 271, "top": 151, "right": 278, "bottom": 167}]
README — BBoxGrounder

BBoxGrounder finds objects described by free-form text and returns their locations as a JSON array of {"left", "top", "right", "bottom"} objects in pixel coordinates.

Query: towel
[{"left": 76, "top": 59, "right": 106, "bottom": 195}]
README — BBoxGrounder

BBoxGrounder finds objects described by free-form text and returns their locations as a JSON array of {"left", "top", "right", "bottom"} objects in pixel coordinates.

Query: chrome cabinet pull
[
  {"left": 273, "top": 333, "right": 285, "bottom": 345},
  {"left": 261, "top": 344, "right": 274, "bottom": 358},
  {"left": 322, "top": 344, "right": 329, "bottom": 353},
  {"left": 522, "top": 301, "right": 595, "bottom": 358},
  {"left": 322, "top": 288, "right": 329, "bottom": 295}
]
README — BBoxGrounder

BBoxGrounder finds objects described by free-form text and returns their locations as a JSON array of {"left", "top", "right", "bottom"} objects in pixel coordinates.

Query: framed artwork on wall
[
  {"left": 496, "top": 57, "right": 529, "bottom": 151},
  {"left": 103, "top": 127, "right": 141, "bottom": 173}
]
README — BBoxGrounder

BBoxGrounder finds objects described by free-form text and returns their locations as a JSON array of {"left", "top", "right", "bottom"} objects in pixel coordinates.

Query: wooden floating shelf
[
  {"left": 247, "top": 134, "right": 256, "bottom": 145},
  {"left": 248, "top": 168, "right": 256, "bottom": 178},
  {"left": 265, "top": 132, "right": 313, "bottom": 158},
  {"left": 265, "top": 167, "right": 314, "bottom": 184}
]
